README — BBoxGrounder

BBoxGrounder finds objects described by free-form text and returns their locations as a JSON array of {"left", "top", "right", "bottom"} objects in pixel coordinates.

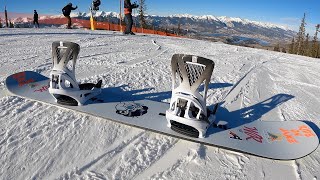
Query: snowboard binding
[
  {"left": 166, "top": 54, "right": 216, "bottom": 138},
  {"left": 49, "top": 41, "right": 102, "bottom": 106}
]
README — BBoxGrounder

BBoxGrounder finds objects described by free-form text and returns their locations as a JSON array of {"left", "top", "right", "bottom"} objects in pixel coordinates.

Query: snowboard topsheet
[{"left": 5, "top": 71, "right": 319, "bottom": 160}]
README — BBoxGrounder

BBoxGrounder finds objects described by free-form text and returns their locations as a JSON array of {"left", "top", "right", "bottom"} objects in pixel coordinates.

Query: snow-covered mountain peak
[
  {"left": 169, "top": 14, "right": 219, "bottom": 21},
  {"left": 11, "top": 17, "right": 32, "bottom": 23},
  {"left": 94, "top": 11, "right": 120, "bottom": 18},
  {"left": 217, "top": 16, "right": 289, "bottom": 30},
  {"left": 199, "top": 15, "right": 220, "bottom": 21},
  {"left": 170, "top": 14, "right": 195, "bottom": 19},
  {"left": 218, "top": 16, "right": 244, "bottom": 23},
  {"left": 159, "top": 13, "right": 290, "bottom": 31}
]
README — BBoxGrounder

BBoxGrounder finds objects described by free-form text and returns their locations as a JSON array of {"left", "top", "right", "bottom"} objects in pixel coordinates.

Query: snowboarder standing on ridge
[
  {"left": 33, "top": 10, "right": 39, "bottom": 28},
  {"left": 124, "top": 0, "right": 139, "bottom": 35},
  {"left": 62, "top": 3, "right": 78, "bottom": 29}
]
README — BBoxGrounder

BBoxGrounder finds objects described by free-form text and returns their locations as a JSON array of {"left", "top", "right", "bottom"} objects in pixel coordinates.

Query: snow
[{"left": 0, "top": 28, "right": 319, "bottom": 179}]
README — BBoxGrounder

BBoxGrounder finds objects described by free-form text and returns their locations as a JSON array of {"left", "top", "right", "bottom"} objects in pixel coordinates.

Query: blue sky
[{"left": 1, "top": 0, "right": 319, "bottom": 33}]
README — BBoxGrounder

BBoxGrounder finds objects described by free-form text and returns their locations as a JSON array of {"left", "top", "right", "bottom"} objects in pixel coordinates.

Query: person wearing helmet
[
  {"left": 124, "top": 0, "right": 139, "bottom": 35},
  {"left": 62, "top": 3, "right": 78, "bottom": 29}
]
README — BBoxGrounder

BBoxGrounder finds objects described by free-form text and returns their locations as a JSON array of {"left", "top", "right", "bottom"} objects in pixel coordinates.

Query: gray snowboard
[{"left": 5, "top": 71, "right": 319, "bottom": 160}]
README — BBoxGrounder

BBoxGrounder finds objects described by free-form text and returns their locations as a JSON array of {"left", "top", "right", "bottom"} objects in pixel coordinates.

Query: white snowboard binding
[
  {"left": 49, "top": 41, "right": 102, "bottom": 106},
  {"left": 166, "top": 54, "right": 217, "bottom": 138}
]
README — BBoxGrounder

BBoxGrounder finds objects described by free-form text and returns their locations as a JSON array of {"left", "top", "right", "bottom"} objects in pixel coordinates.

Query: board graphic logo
[
  {"left": 229, "top": 131, "right": 242, "bottom": 140},
  {"left": 27, "top": 83, "right": 49, "bottom": 93},
  {"left": 28, "top": 83, "right": 39, "bottom": 88},
  {"left": 241, "top": 126, "right": 264, "bottom": 143},
  {"left": 34, "top": 85, "right": 49, "bottom": 93},
  {"left": 279, "top": 125, "right": 316, "bottom": 144},
  {"left": 115, "top": 102, "right": 148, "bottom": 117},
  {"left": 12, "top": 72, "right": 35, "bottom": 87},
  {"left": 265, "top": 132, "right": 283, "bottom": 143}
]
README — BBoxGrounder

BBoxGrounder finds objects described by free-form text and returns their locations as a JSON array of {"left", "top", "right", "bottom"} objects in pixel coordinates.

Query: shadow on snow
[
  {"left": 95, "top": 82, "right": 233, "bottom": 103},
  {"left": 205, "top": 93, "right": 295, "bottom": 136}
]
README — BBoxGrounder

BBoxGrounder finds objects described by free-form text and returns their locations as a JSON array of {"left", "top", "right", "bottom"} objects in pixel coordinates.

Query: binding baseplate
[
  {"left": 48, "top": 41, "right": 102, "bottom": 106},
  {"left": 166, "top": 54, "right": 217, "bottom": 138}
]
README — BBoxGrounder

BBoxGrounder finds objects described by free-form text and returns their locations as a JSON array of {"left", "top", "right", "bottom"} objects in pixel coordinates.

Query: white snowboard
[{"left": 5, "top": 71, "right": 319, "bottom": 160}]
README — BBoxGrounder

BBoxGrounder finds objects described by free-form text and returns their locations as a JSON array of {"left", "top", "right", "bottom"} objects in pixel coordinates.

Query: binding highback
[
  {"left": 166, "top": 54, "right": 215, "bottom": 138},
  {"left": 171, "top": 54, "right": 214, "bottom": 109},
  {"left": 50, "top": 41, "right": 80, "bottom": 90},
  {"left": 49, "top": 41, "right": 101, "bottom": 106}
]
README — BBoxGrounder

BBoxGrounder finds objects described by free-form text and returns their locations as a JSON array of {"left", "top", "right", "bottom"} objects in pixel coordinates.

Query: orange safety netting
[{"left": 39, "top": 17, "right": 181, "bottom": 37}]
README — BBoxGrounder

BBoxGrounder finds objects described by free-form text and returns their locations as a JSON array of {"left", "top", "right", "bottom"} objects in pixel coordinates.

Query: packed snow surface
[{"left": 0, "top": 28, "right": 319, "bottom": 180}]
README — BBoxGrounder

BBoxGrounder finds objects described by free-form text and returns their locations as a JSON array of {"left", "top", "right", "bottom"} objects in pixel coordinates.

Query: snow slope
[{"left": 0, "top": 28, "right": 319, "bottom": 180}]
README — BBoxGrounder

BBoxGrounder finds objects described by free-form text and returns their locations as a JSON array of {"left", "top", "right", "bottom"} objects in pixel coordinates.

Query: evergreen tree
[
  {"left": 295, "top": 13, "right": 306, "bottom": 55},
  {"left": 289, "top": 37, "right": 295, "bottom": 54},
  {"left": 9, "top": 21, "right": 14, "bottom": 28},
  {"left": 318, "top": 44, "right": 320, "bottom": 58},
  {"left": 273, "top": 43, "right": 280, "bottom": 52},
  {"left": 315, "top": 43, "right": 320, "bottom": 58},
  {"left": 311, "top": 24, "right": 320, "bottom": 58},
  {"left": 304, "top": 33, "right": 310, "bottom": 56},
  {"left": 138, "top": 0, "right": 147, "bottom": 28},
  {"left": 282, "top": 47, "right": 287, "bottom": 53},
  {"left": 177, "top": 18, "right": 181, "bottom": 35},
  {"left": 0, "top": 18, "right": 2, "bottom": 28}
]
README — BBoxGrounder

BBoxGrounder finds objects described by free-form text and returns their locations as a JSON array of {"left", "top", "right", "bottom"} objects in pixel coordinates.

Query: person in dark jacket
[
  {"left": 33, "top": 10, "right": 39, "bottom": 28},
  {"left": 124, "top": 0, "right": 138, "bottom": 35},
  {"left": 62, "top": 3, "right": 78, "bottom": 29},
  {"left": 92, "top": 0, "right": 101, "bottom": 11}
]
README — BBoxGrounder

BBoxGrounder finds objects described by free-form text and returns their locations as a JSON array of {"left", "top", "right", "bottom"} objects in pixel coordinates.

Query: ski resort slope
[{"left": 0, "top": 28, "right": 319, "bottom": 180}]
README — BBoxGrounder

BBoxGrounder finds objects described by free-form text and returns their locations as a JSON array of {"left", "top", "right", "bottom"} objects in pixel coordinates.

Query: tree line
[{"left": 276, "top": 13, "right": 320, "bottom": 58}]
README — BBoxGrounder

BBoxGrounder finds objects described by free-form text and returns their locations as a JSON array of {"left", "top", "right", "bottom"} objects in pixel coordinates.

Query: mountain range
[
  {"left": 78, "top": 12, "right": 296, "bottom": 45},
  {"left": 6, "top": 11, "right": 296, "bottom": 45}
]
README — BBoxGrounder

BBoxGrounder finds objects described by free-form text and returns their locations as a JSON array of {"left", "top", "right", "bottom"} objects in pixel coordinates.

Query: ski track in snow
[{"left": 0, "top": 28, "right": 319, "bottom": 180}]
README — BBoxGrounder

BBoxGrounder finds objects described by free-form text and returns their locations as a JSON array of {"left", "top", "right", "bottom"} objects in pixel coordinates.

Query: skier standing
[
  {"left": 124, "top": 0, "right": 139, "bottom": 35},
  {"left": 33, "top": 10, "right": 39, "bottom": 28},
  {"left": 62, "top": 3, "right": 78, "bottom": 29}
]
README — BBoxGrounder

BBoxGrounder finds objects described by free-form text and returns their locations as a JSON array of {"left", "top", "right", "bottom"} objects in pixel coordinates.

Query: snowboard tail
[{"left": 5, "top": 71, "right": 319, "bottom": 160}]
